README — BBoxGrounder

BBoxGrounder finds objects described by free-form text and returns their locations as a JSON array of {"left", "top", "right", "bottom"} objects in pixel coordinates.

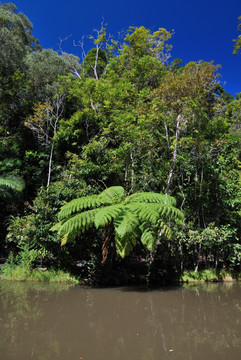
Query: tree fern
[{"left": 51, "top": 186, "right": 183, "bottom": 262}]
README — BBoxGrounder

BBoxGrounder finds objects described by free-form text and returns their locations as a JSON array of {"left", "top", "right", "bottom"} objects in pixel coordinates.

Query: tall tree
[{"left": 0, "top": 2, "right": 40, "bottom": 135}]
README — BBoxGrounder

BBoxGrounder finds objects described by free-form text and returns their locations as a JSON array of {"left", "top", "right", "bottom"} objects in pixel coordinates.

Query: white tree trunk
[{"left": 165, "top": 114, "right": 181, "bottom": 195}]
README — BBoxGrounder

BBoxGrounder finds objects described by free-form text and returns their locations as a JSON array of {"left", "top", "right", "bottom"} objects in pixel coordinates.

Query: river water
[{"left": 0, "top": 281, "right": 240, "bottom": 360}]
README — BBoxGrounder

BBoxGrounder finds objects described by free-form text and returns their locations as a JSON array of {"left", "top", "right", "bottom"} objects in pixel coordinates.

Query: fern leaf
[
  {"left": 0, "top": 176, "right": 25, "bottom": 192},
  {"left": 58, "top": 208, "right": 98, "bottom": 236},
  {"left": 126, "top": 192, "right": 176, "bottom": 206},
  {"left": 127, "top": 203, "right": 159, "bottom": 224},
  {"left": 140, "top": 229, "right": 156, "bottom": 251},
  {"left": 50, "top": 220, "right": 64, "bottom": 232},
  {"left": 99, "top": 186, "right": 125, "bottom": 204},
  {"left": 59, "top": 226, "right": 82, "bottom": 245},
  {"left": 94, "top": 204, "right": 124, "bottom": 228},
  {"left": 158, "top": 221, "right": 172, "bottom": 240},
  {"left": 115, "top": 235, "right": 136, "bottom": 258},
  {"left": 114, "top": 210, "right": 139, "bottom": 239},
  {"left": 58, "top": 195, "right": 102, "bottom": 220},
  {"left": 60, "top": 233, "right": 69, "bottom": 246},
  {"left": 157, "top": 205, "right": 183, "bottom": 224}
]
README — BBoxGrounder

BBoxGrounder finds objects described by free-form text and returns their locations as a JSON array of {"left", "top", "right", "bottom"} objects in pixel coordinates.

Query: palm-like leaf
[
  {"left": 0, "top": 175, "right": 25, "bottom": 192},
  {"left": 99, "top": 186, "right": 125, "bottom": 203},
  {"left": 58, "top": 208, "right": 98, "bottom": 235},
  {"left": 58, "top": 195, "right": 103, "bottom": 220},
  {"left": 114, "top": 210, "right": 139, "bottom": 239},
  {"left": 140, "top": 229, "right": 156, "bottom": 251},
  {"left": 126, "top": 192, "right": 176, "bottom": 206},
  {"left": 94, "top": 204, "right": 125, "bottom": 228},
  {"left": 115, "top": 234, "right": 136, "bottom": 258}
]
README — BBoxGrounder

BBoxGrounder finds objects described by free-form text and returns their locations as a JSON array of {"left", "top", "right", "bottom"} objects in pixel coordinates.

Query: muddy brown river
[{"left": 0, "top": 281, "right": 240, "bottom": 359}]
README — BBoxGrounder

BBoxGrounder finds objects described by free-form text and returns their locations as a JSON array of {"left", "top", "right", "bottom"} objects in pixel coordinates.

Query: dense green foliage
[{"left": 1, "top": 3, "right": 241, "bottom": 284}]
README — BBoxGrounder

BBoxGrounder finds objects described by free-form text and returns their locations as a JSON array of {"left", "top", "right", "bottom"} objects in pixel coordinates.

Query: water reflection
[{"left": 0, "top": 281, "right": 240, "bottom": 360}]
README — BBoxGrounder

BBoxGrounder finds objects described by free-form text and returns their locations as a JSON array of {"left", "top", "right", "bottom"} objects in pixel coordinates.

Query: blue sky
[{"left": 11, "top": 0, "right": 241, "bottom": 96}]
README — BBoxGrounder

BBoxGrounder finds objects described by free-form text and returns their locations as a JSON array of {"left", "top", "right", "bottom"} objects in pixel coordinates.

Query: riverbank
[
  {"left": 0, "top": 264, "right": 240, "bottom": 285},
  {"left": 0, "top": 265, "right": 80, "bottom": 284},
  {"left": 180, "top": 269, "right": 241, "bottom": 283}
]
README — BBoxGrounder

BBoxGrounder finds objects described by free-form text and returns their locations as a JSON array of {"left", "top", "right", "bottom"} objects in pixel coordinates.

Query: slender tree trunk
[
  {"left": 47, "top": 143, "right": 54, "bottom": 191},
  {"left": 195, "top": 242, "right": 202, "bottom": 272},
  {"left": 164, "top": 118, "right": 170, "bottom": 150},
  {"left": 130, "top": 151, "right": 134, "bottom": 186},
  {"left": 46, "top": 94, "right": 64, "bottom": 191},
  {"left": 165, "top": 114, "right": 181, "bottom": 195},
  {"left": 92, "top": 46, "right": 99, "bottom": 80}
]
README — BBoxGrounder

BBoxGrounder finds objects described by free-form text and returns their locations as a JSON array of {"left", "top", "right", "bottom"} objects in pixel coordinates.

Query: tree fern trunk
[{"left": 101, "top": 223, "right": 113, "bottom": 264}]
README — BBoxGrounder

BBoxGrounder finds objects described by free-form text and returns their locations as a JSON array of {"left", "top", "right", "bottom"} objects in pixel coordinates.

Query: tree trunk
[
  {"left": 101, "top": 224, "right": 113, "bottom": 264},
  {"left": 47, "top": 143, "right": 54, "bottom": 191},
  {"left": 165, "top": 114, "right": 181, "bottom": 195}
]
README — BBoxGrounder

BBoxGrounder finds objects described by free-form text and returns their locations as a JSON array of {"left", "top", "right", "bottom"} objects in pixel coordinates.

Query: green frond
[
  {"left": 60, "top": 230, "right": 79, "bottom": 246},
  {"left": 158, "top": 205, "right": 184, "bottom": 224},
  {"left": 99, "top": 186, "right": 125, "bottom": 204},
  {"left": 115, "top": 234, "right": 136, "bottom": 258},
  {"left": 127, "top": 203, "right": 160, "bottom": 224},
  {"left": 158, "top": 221, "right": 172, "bottom": 240},
  {"left": 58, "top": 194, "right": 102, "bottom": 220},
  {"left": 94, "top": 204, "right": 125, "bottom": 228},
  {"left": 140, "top": 229, "right": 156, "bottom": 251},
  {"left": 114, "top": 210, "right": 139, "bottom": 240},
  {"left": 0, "top": 176, "right": 25, "bottom": 192},
  {"left": 60, "top": 233, "right": 69, "bottom": 246},
  {"left": 58, "top": 208, "right": 98, "bottom": 236},
  {"left": 126, "top": 192, "right": 176, "bottom": 206},
  {"left": 50, "top": 220, "right": 64, "bottom": 232}
]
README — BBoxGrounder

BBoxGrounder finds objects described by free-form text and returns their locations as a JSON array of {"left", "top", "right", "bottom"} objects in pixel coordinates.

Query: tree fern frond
[
  {"left": 114, "top": 210, "right": 139, "bottom": 239},
  {"left": 58, "top": 194, "right": 102, "bottom": 220},
  {"left": 115, "top": 234, "right": 136, "bottom": 258},
  {"left": 99, "top": 186, "right": 125, "bottom": 204},
  {"left": 127, "top": 203, "right": 160, "bottom": 224},
  {"left": 140, "top": 229, "right": 156, "bottom": 251},
  {"left": 94, "top": 204, "right": 125, "bottom": 228},
  {"left": 60, "top": 230, "right": 79, "bottom": 246},
  {"left": 60, "top": 233, "right": 69, "bottom": 246},
  {"left": 0, "top": 176, "right": 25, "bottom": 192},
  {"left": 50, "top": 220, "right": 64, "bottom": 232},
  {"left": 157, "top": 205, "right": 184, "bottom": 223},
  {"left": 58, "top": 208, "right": 98, "bottom": 236},
  {"left": 158, "top": 221, "right": 172, "bottom": 240},
  {"left": 126, "top": 192, "right": 176, "bottom": 206}
]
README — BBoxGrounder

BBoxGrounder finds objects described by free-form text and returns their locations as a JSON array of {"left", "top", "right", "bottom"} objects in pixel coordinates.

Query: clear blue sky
[{"left": 11, "top": 0, "right": 241, "bottom": 96}]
